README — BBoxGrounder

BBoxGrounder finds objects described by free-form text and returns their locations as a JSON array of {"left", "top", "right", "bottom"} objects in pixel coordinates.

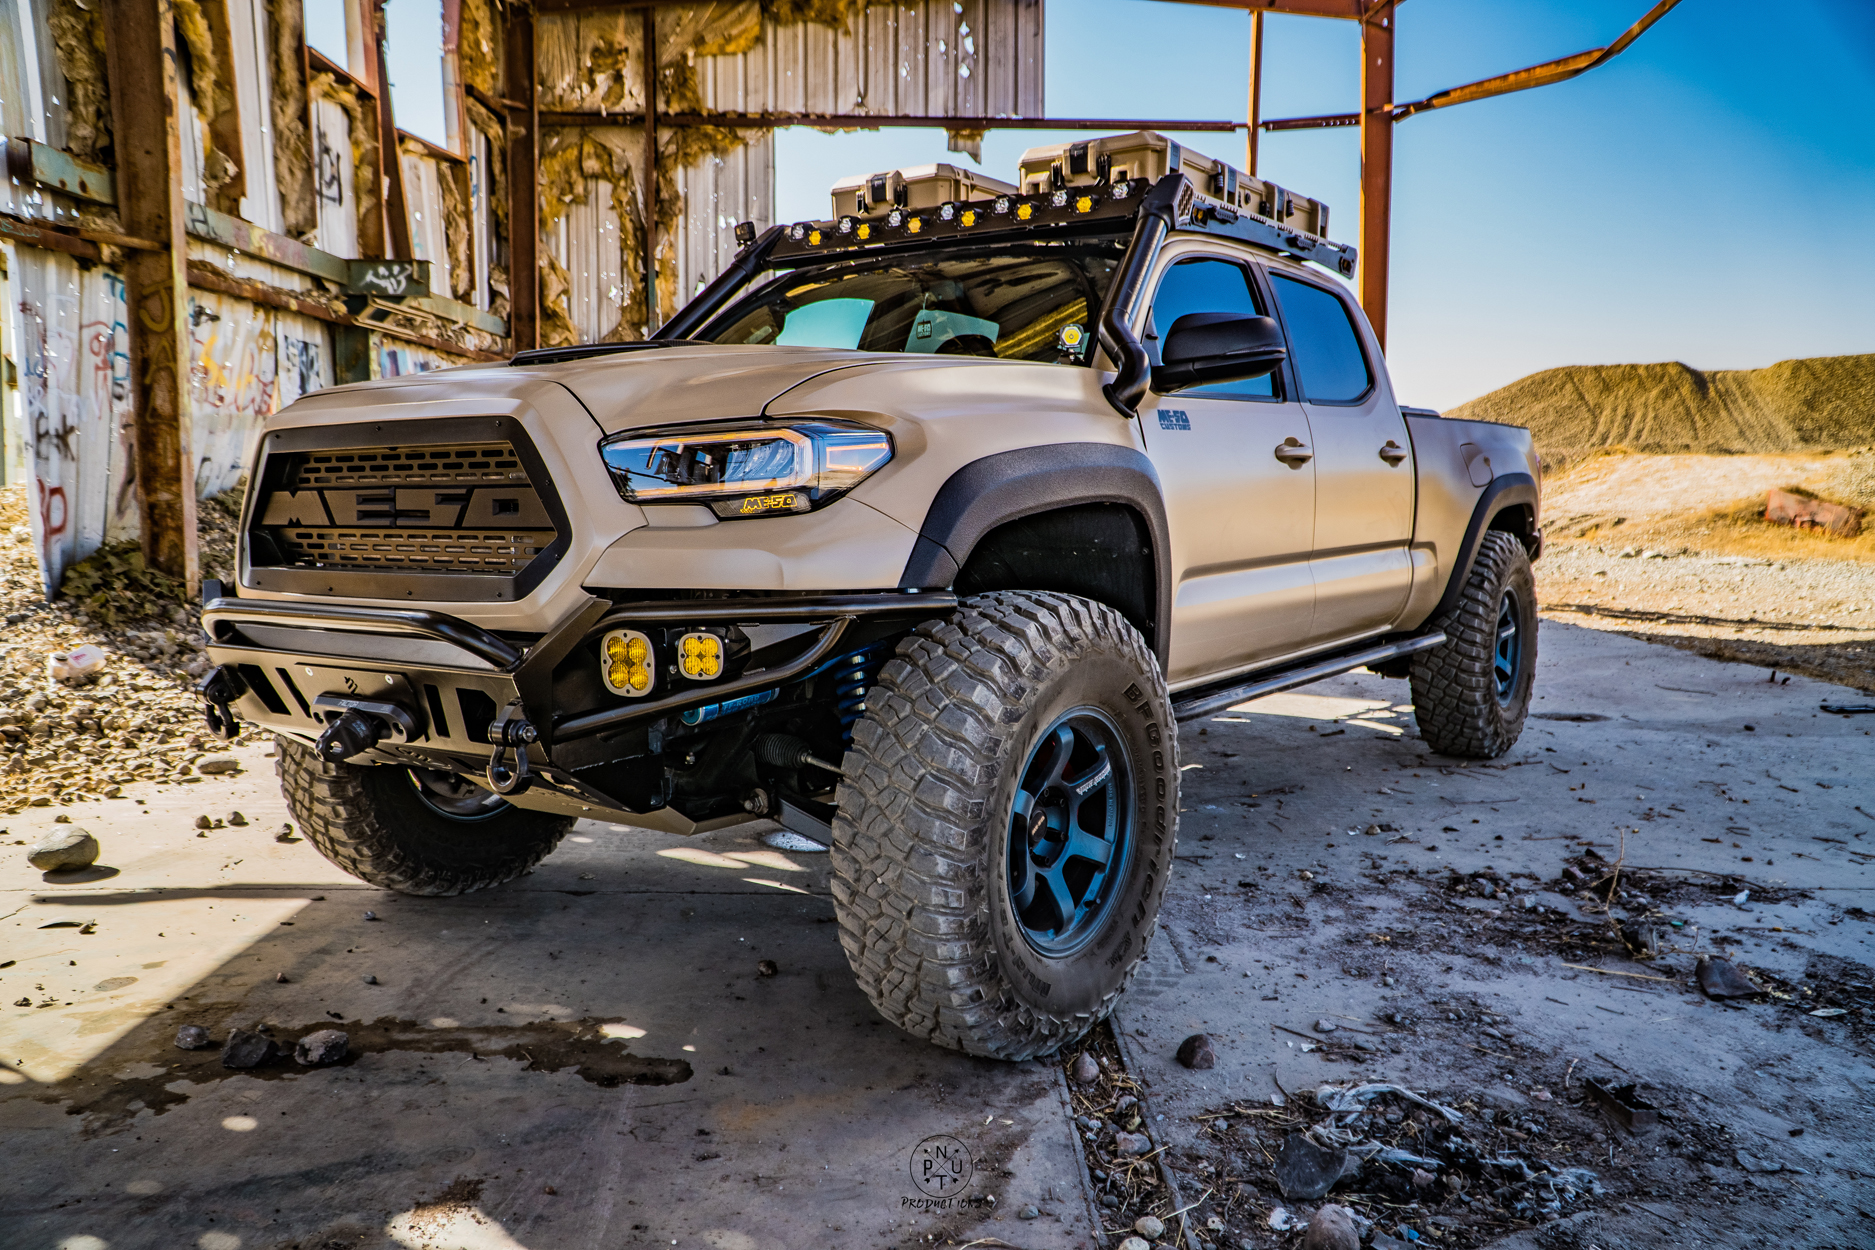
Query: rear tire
[
  {"left": 1410, "top": 530, "right": 1537, "bottom": 759},
  {"left": 277, "top": 737, "right": 571, "bottom": 896},
  {"left": 830, "top": 591, "right": 1177, "bottom": 1060}
]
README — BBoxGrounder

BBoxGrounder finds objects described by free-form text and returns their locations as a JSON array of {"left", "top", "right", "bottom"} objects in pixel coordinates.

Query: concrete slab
[
  {"left": 0, "top": 744, "right": 1097, "bottom": 1250},
  {"left": 1111, "top": 619, "right": 1874, "bottom": 1247}
]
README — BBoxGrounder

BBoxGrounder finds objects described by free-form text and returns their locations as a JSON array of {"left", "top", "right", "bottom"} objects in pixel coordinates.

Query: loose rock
[
  {"left": 757, "top": 959, "right": 778, "bottom": 977},
  {"left": 362, "top": 974, "right": 379, "bottom": 985},
  {"left": 1113, "top": 1131, "right": 1153, "bottom": 1157},
  {"left": 1273, "top": 1133, "right": 1348, "bottom": 1200},
  {"left": 220, "top": 1028, "right": 278, "bottom": 1069},
  {"left": 197, "top": 756, "right": 240, "bottom": 775},
  {"left": 28, "top": 828, "right": 99, "bottom": 871},
  {"left": 1175, "top": 1032, "right": 1217, "bottom": 1069},
  {"left": 1303, "top": 1204, "right": 1359, "bottom": 1250},
  {"left": 227, "top": 811, "right": 247, "bottom": 826},
  {"left": 1697, "top": 954, "right": 1760, "bottom": 999},
  {"left": 1070, "top": 1052, "right": 1100, "bottom": 1084},
  {"left": 175, "top": 1025, "right": 211, "bottom": 1050},
  {"left": 274, "top": 824, "right": 299, "bottom": 842},
  {"left": 1134, "top": 1214, "right": 1165, "bottom": 1239},
  {"left": 1117, "top": 1239, "right": 1150, "bottom": 1250},
  {"left": 294, "top": 1029, "right": 350, "bottom": 1066},
  {"left": 1313, "top": 1017, "right": 1338, "bottom": 1033},
  {"left": 1016, "top": 1204, "right": 1040, "bottom": 1220},
  {"left": 193, "top": 815, "right": 212, "bottom": 830}
]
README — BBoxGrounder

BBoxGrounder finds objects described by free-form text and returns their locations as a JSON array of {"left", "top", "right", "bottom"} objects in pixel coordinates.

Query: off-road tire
[
  {"left": 277, "top": 737, "right": 571, "bottom": 895},
  {"left": 830, "top": 591, "right": 1177, "bottom": 1060},
  {"left": 1410, "top": 530, "right": 1537, "bottom": 759}
]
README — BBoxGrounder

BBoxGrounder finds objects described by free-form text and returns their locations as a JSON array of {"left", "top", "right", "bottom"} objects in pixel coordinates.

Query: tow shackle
[{"left": 485, "top": 706, "right": 539, "bottom": 796}]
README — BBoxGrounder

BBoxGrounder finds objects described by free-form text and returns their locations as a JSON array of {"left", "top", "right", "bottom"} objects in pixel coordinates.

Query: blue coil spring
[{"left": 832, "top": 644, "right": 890, "bottom": 743}]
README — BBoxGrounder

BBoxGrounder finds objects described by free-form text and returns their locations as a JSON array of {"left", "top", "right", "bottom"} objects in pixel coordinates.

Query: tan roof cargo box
[
  {"left": 1016, "top": 131, "right": 1330, "bottom": 240},
  {"left": 830, "top": 164, "right": 1020, "bottom": 220}
]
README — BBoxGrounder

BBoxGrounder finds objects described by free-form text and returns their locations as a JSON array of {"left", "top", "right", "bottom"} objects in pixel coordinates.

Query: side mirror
[{"left": 1152, "top": 313, "right": 1286, "bottom": 393}]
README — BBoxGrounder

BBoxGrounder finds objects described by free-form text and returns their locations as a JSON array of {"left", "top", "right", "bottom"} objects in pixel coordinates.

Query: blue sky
[{"left": 774, "top": 0, "right": 1875, "bottom": 409}]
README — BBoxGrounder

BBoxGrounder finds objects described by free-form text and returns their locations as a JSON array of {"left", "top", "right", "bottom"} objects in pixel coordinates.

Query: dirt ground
[{"left": 1532, "top": 451, "right": 1875, "bottom": 694}]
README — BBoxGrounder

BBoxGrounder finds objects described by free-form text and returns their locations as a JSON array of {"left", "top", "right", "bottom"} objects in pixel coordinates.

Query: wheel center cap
[{"left": 1027, "top": 804, "right": 1050, "bottom": 848}]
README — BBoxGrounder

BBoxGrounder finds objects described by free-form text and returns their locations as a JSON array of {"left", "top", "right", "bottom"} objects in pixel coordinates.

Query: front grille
[
  {"left": 245, "top": 419, "right": 568, "bottom": 599},
  {"left": 276, "top": 528, "right": 552, "bottom": 574},
  {"left": 293, "top": 444, "right": 530, "bottom": 488}
]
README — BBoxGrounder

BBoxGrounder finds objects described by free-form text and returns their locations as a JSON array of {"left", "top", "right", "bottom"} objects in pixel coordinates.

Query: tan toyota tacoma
[{"left": 198, "top": 133, "right": 1540, "bottom": 1060}]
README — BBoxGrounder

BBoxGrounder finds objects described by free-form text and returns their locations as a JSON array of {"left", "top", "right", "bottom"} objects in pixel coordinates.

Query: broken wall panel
[
  {"left": 0, "top": 0, "right": 79, "bottom": 222},
  {"left": 674, "top": 133, "right": 771, "bottom": 307},
  {"left": 13, "top": 248, "right": 133, "bottom": 591}
]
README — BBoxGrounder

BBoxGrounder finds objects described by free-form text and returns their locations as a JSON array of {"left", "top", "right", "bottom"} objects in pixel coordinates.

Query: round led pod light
[
  {"left": 601, "top": 628, "right": 655, "bottom": 697},
  {"left": 678, "top": 632, "right": 725, "bottom": 680}
]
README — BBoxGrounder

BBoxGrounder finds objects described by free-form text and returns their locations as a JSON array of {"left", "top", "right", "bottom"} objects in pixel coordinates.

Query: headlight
[{"left": 599, "top": 419, "right": 892, "bottom": 519}]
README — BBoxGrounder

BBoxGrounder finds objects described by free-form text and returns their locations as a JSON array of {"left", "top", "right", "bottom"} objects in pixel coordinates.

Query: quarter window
[
  {"left": 1269, "top": 274, "right": 1371, "bottom": 403},
  {"left": 1147, "top": 256, "right": 1275, "bottom": 399}
]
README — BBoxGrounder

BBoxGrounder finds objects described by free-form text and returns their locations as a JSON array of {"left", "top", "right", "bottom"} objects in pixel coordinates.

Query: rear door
[
  {"left": 1141, "top": 247, "right": 1316, "bottom": 685},
  {"left": 1266, "top": 269, "right": 1414, "bottom": 642}
]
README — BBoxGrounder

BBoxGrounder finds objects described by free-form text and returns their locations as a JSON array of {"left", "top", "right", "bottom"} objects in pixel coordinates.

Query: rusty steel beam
[
  {"left": 1262, "top": 112, "right": 1359, "bottom": 131},
  {"left": 1167, "top": 0, "right": 1366, "bottom": 19},
  {"left": 505, "top": 3, "right": 540, "bottom": 350},
  {"left": 1245, "top": 10, "right": 1264, "bottom": 173},
  {"left": 102, "top": 0, "right": 199, "bottom": 591},
  {"left": 1392, "top": 0, "right": 1686, "bottom": 121},
  {"left": 537, "top": 112, "right": 1242, "bottom": 132},
  {"left": 1359, "top": 2, "right": 1393, "bottom": 350}
]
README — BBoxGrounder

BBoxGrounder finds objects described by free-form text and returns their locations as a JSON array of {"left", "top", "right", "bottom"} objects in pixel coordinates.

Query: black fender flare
[
  {"left": 1427, "top": 472, "right": 1540, "bottom": 626},
  {"left": 897, "top": 443, "right": 1172, "bottom": 667}
]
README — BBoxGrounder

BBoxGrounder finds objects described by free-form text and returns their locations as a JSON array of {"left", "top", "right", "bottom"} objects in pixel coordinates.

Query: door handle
[
  {"left": 1379, "top": 440, "right": 1408, "bottom": 466},
  {"left": 1273, "top": 437, "right": 1313, "bottom": 467}
]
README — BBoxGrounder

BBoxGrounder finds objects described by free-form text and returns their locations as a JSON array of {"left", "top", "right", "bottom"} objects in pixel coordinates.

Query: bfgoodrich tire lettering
[
  {"left": 1410, "top": 530, "right": 1537, "bottom": 759},
  {"left": 277, "top": 737, "right": 572, "bottom": 895},
  {"left": 830, "top": 591, "right": 1177, "bottom": 1060}
]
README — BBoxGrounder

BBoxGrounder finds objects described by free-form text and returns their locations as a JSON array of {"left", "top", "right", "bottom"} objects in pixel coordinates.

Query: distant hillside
[{"left": 1446, "top": 354, "right": 1875, "bottom": 459}]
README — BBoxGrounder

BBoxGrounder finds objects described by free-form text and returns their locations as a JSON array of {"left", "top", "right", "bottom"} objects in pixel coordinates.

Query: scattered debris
[
  {"left": 197, "top": 757, "right": 241, "bottom": 775},
  {"left": 1696, "top": 954, "right": 1761, "bottom": 999},
  {"left": 1176, "top": 1032, "right": 1218, "bottom": 1069},
  {"left": 1274, "top": 1133, "right": 1349, "bottom": 1200},
  {"left": 1133, "top": 1214, "right": 1165, "bottom": 1239},
  {"left": 275, "top": 824, "right": 299, "bottom": 842},
  {"left": 1070, "top": 1052, "right": 1100, "bottom": 1085},
  {"left": 1583, "top": 1079, "right": 1660, "bottom": 1131},
  {"left": 1314, "top": 1018, "right": 1339, "bottom": 1033},
  {"left": 47, "top": 644, "right": 107, "bottom": 685},
  {"left": 1764, "top": 487, "right": 1863, "bottom": 537},
  {"left": 362, "top": 975, "right": 380, "bottom": 985},
  {"left": 227, "top": 810, "right": 248, "bottom": 826},
  {"left": 756, "top": 959, "right": 779, "bottom": 977},
  {"left": 174, "top": 1025, "right": 211, "bottom": 1050},
  {"left": 27, "top": 827, "right": 99, "bottom": 871},
  {"left": 294, "top": 1029, "right": 350, "bottom": 1066},
  {"left": 220, "top": 1029, "right": 279, "bottom": 1069},
  {"left": 1303, "top": 1203, "right": 1360, "bottom": 1250}
]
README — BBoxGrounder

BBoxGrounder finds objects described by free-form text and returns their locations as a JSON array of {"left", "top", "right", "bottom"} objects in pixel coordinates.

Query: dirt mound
[{"left": 1448, "top": 354, "right": 1875, "bottom": 459}]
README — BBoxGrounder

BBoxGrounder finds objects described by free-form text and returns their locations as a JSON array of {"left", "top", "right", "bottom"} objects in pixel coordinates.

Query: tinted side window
[
  {"left": 1148, "top": 256, "right": 1274, "bottom": 399},
  {"left": 1270, "top": 274, "right": 1371, "bottom": 404}
]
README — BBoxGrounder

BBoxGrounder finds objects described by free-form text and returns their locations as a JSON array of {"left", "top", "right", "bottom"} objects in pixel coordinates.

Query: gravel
[{"left": 0, "top": 486, "right": 266, "bottom": 815}]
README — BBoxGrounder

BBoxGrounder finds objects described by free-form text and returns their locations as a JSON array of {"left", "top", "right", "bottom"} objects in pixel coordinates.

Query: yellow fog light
[
  {"left": 678, "top": 632, "right": 724, "bottom": 680},
  {"left": 601, "top": 629, "right": 655, "bottom": 698},
  {"left": 960, "top": 208, "right": 977, "bottom": 227},
  {"left": 1015, "top": 202, "right": 1034, "bottom": 221}
]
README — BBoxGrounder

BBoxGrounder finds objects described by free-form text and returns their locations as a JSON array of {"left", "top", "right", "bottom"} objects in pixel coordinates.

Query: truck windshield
[{"left": 695, "top": 244, "right": 1123, "bottom": 365}]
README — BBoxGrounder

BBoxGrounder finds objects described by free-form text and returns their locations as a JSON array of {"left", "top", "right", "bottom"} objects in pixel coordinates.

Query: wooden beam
[
  {"left": 641, "top": 6, "right": 659, "bottom": 332},
  {"left": 505, "top": 2, "right": 540, "bottom": 349},
  {"left": 1358, "top": 2, "right": 1394, "bottom": 350},
  {"left": 537, "top": 112, "right": 1241, "bottom": 131},
  {"left": 102, "top": 0, "right": 198, "bottom": 591},
  {"left": 1157, "top": 0, "right": 1365, "bottom": 20},
  {"left": 371, "top": 0, "right": 414, "bottom": 259}
]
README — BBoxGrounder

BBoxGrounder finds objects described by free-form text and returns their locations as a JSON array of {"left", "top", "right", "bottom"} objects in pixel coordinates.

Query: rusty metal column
[
  {"left": 641, "top": 6, "right": 659, "bottom": 334},
  {"left": 1359, "top": 2, "right": 1395, "bottom": 350},
  {"left": 102, "top": 0, "right": 198, "bottom": 590},
  {"left": 373, "top": 0, "right": 415, "bottom": 260},
  {"left": 505, "top": 2, "right": 539, "bottom": 350},
  {"left": 1246, "top": 9, "right": 1264, "bottom": 176}
]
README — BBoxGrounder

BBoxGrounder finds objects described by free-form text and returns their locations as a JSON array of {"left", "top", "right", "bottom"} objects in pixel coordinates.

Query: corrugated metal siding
[
  {"left": 553, "top": 177, "right": 626, "bottom": 341},
  {"left": 537, "top": 0, "right": 1041, "bottom": 340},
  {"left": 675, "top": 136, "right": 772, "bottom": 306}
]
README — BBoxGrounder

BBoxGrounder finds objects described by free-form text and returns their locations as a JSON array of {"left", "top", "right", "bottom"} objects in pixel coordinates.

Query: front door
[
  {"left": 1142, "top": 250, "right": 1317, "bottom": 686},
  {"left": 1266, "top": 271, "right": 1414, "bottom": 642}
]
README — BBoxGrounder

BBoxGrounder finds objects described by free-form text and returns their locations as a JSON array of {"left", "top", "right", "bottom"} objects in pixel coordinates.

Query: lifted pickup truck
[{"left": 199, "top": 132, "right": 1539, "bottom": 1060}]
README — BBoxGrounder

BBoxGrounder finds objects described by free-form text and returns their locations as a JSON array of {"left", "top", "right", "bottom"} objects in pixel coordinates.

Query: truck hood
[{"left": 516, "top": 344, "right": 907, "bottom": 434}]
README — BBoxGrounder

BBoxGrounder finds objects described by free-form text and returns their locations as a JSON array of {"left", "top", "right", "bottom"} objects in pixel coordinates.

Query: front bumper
[{"left": 200, "top": 590, "right": 955, "bottom": 823}]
